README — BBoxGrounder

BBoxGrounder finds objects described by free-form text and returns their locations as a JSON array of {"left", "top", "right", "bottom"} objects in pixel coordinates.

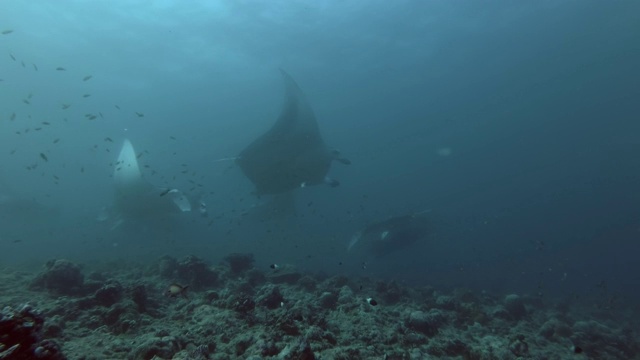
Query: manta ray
[
  {"left": 101, "top": 139, "right": 191, "bottom": 229},
  {"left": 348, "top": 213, "right": 430, "bottom": 257},
  {"left": 237, "top": 70, "right": 350, "bottom": 196}
]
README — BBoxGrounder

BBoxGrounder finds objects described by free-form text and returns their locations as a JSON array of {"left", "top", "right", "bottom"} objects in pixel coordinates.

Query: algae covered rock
[{"left": 30, "top": 259, "right": 84, "bottom": 295}]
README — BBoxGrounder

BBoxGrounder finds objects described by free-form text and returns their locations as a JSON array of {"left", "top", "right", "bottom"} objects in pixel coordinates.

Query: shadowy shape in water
[
  {"left": 100, "top": 139, "right": 191, "bottom": 230},
  {"left": 348, "top": 213, "right": 429, "bottom": 257}
]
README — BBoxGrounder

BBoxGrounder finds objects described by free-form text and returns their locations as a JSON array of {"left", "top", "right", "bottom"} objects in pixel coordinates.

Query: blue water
[{"left": 1, "top": 0, "right": 639, "bottom": 304}]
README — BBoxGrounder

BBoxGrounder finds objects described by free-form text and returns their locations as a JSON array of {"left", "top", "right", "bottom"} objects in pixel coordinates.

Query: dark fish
[
  {"left": 56, "top": 67, "right": 66, "bottom": 71},
  {"left": 82, "top": 75, "right": 92, "bottom": 81},
  {"left": 82, "top": 94, "right": 91, "bottom": 98},
  {"left": 114, "top": 105, "right": 120, "bottom": 110},
  {"left": 170, "top": 136, "right": 176, "bottom": 140},
  {"left": 104, "top": 137, "right": 113, "bottom": 142},
  {"left": 21, "top": 61, "right": 25, "bottom": 67},
  {"left": 40, "top": 153, "right": 48, "bottom": 162},
  {"left": 135, "top": 112, "right": 144, "bottom": 117},
  {"left": 53, "top": 138, "right": 60, "bottom": 144},
  {"left": 10, "top": 113, "right": 15, "bottom": 121},
  {"left": 165, "top": 283, "right": 188, "bottom": 298},
  {"left": 12, "top": 239, "right": 22, "bottom": 243},
  {"left": 61, "top": 104, "right": 71, "bottom": 109},
  {"left": 32, "top": 63, "right": 38, "bottom": 71},
  {"left": 1, "top": 30, "right": 13, "bottom": 35},
  {"left": 22, "top": 99, "right": 30, "bottom": 105},
  {"left": 42, "top": 121, "right": 50, "bottom": 125},
  {"left": 9, "top": 53, "right": 15, "bottom": 61},
  {"left": 87, "top": 115, "right": 97, "bottom": 120},
  {"left": 80, "top": 166, "right": 84, "bottom": 173}
]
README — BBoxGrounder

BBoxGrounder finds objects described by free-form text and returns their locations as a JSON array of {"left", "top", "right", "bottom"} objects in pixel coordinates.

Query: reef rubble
[{"left": 0, "top": 255, "right": 638, "bottom": 359}]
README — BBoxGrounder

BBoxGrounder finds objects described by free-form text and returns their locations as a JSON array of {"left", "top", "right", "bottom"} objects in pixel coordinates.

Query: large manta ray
[
  {"left": 99, "top": 139, "right": 191, "bottom": 229},
  {"left": 237, "top": 70, "right": 350, "bottom": 196},
  {"left": 348, "top": 213, "right": 430, "bottom": 257}
]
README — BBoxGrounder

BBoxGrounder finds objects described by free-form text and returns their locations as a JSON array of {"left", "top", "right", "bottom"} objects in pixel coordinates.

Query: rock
[
  {"left": 30, "top": 259, "right": 84, "bottom": 295},
  {"left": 318, "top": 291, "right": 338, "bottom": 309},
  {"left": 406, "top": 309, "right": 446, "bottom": 336},
  {"left": 504, "top": 294, "right": 526, "bottom": 320},
  {"left": 176, "top": 255, "right": 218, "bottom": 290},
  {"left": 257, "top": 285, "right": 284, "bottom": 309},
  {"left": 94, "top": 281, "right": 123, "bottom": 307},
  {"left": 130, "top": 284, "right": 148, "bottom": 312}
]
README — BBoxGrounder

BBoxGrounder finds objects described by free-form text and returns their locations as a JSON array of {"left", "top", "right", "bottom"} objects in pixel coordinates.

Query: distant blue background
[{"left": 1, "top": 0, "right": 639, "bottom": 304}]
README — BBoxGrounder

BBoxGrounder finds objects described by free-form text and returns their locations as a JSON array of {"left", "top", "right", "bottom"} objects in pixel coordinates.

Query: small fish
[
  {"left": 80, "top": 166, "right": 84, "bottom": 173},
  {"left": 21, "top": 61, "right": 25, "bottom": 68},
  {"left": 56, "top": 67, "right": 66, "bottom": 71},
  {"left": 39, "top": 153, "right": 48, "bottom": 162},
  {"left": 53, "top": 138, "right": 60, "bottom": 144},
  {"left": 10, "top": 113, "right": 16, "bottom": 121},
  {"left": 135, "top": 112, "right": 144, "bottom": 117},
  {"left": 114, "top": 105, "right": 120, "bottom": 110},
  {"left": 9, "top": 54, "right": 16, "bottom": 61},
  {"left": 32, "top": 63, "right": 38, "bottom": 71},
  {"left": 99, "top": 112, "right": 103, "bottom": 118},
  {"left": 82, "top": 75, "right": 92, "bottom": 81},
  {"left": 104, "top": 137, "right": 113, "bottom": 142},
  {"left": 82, "top": 94, "right": 91, "bottom": 98},
  {"left": 136, "top": 152, "right": 143, "bottom": 159},
  {"left": 9, "top": 149, "right": 16, "bottom": 155},
  {"left": 34, "top": 127, "right": 42, "bottom": 131},
  {"left": 22, "top": 99, "right": 30, "bottom": 105},
  {"left": 53, "top": 175, "right": 59, "bottom": 180},
  {"left": 42, "top": 121, "right": 50, "bottom": 125},
  {"left": 366, "top": 298, "right": 378, "bottom": 306},
  {"left": 12, "top": 239, "right": 22, "bottom": 243},
  {"left": 1, "top": 30, "right": 13, "bottom": 35},
  {"left": 87, "top": 115, "right": 97, "bottom": 120},
  {"left": 27, "top": 93, "right": 33, "bottom": 99},
  {"left": 159, "top": 188, "right": 172, "bottom": 197},
  {"left": 61, "top": 104, "right": 71, "bottom": 109},
  {"left": 169, "top": 136, "right": 176, "bottom": 140},
  {"left": 165, "top": 283, "right": 188, "bottom": 298}
]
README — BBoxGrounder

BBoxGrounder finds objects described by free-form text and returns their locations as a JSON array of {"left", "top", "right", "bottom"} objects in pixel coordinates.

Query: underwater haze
[{"left": 1, "top": 0, "right": 640, "bottom": 304}]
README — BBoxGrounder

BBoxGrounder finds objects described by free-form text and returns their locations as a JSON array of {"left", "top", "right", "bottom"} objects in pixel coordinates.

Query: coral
[{"left": 0, "top": 304, "right": 66, "bottom": 360}]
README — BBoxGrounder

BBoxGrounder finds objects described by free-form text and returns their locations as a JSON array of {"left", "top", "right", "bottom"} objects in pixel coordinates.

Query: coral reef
[{"left": 0, "top": 254, "right": 637, "bottom": 359}]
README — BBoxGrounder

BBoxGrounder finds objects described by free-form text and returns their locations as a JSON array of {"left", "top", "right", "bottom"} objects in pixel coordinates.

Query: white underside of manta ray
[{"left": 99, "top": 139, "right": 191, "bottom": 229}]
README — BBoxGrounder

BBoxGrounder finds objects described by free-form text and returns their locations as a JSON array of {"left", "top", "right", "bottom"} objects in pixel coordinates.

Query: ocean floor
[{"left": 1, "top": 254, "right": 638, "bottom": 360}]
